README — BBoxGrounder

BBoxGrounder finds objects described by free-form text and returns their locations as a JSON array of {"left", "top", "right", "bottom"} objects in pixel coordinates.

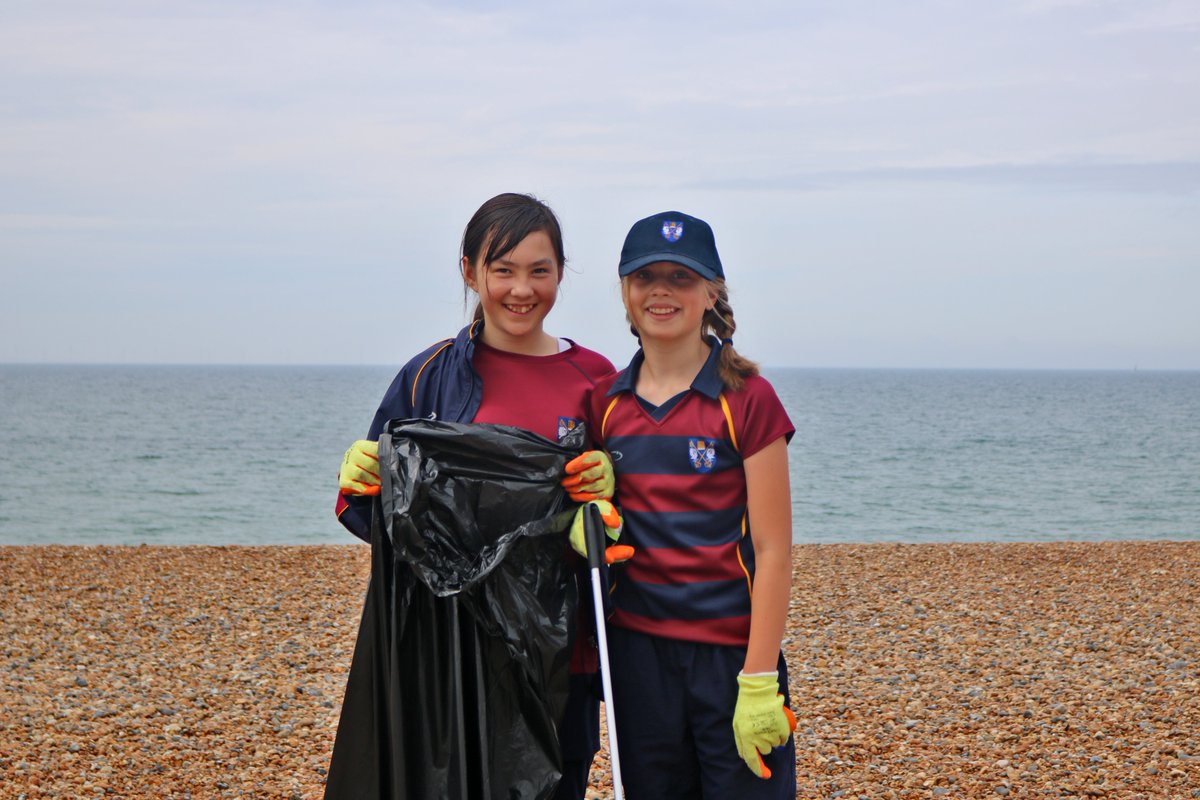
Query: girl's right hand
[{"left": 339, "top": 440, "right": 381, "bottom": 496}]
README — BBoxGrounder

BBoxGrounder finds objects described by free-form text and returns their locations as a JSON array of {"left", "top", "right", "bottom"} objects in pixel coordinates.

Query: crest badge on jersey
[
  {"left": 661, "top": 221, "right": 683, "bottom": 242},
  {"left": 557, "top": 416, "right": 581, "bottom": 442},
  {"left": 688, "top": 438, "right": 717, "bottom": 473}
]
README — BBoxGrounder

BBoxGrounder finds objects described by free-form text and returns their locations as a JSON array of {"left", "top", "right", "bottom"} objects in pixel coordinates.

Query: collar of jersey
[{"left": 608, "top": 336, "right": 725, "bottom": 400}]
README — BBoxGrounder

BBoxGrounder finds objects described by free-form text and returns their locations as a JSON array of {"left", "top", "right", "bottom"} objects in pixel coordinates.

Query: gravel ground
[{"left": 1, "top": 542, "right": 1197, "bottom": 799}]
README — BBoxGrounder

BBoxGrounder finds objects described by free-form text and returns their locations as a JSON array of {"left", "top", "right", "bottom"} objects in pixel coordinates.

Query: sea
[{"left": 0, "top": 365, "right": 1197, "bottom": 545}]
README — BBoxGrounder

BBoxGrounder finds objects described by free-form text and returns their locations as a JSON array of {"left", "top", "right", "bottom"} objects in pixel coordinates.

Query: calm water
[{"left": 1, "top": 365, "right": 1196, "bottom": 545}]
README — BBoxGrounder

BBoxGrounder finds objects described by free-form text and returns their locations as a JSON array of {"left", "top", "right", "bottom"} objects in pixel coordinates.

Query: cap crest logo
[
  {"left": 661, "top": 221, "right": 683, "bottom": 242},
  {"left": 688, "top": 438, "right": 716, "bottom": 473}
]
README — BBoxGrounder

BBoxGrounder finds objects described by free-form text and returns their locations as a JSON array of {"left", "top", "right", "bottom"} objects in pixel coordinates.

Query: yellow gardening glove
[
  {"left": 561, "top": 450, "right": 615, "bottom": 501},
  {"left": 339, "top": 440, "right": 380, "bottom": 496},
  {"left": 731, "top": 671, "right": 797, "bottom": 779},
  {"left": 568, "top": 500, "right": 633, "bottom": 565}
]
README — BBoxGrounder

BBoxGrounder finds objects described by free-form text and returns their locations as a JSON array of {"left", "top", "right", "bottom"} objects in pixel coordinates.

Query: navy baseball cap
[{"left": 618, "top": 211, "right": 724, "bottom": 281}]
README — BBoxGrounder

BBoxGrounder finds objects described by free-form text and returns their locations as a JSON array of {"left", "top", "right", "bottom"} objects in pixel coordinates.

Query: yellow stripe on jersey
[
  {"left": 600, "top": 395, "right": 622, "bottom": 439},
  {"left": 719, "top": 393, "right": 739, "bottom": 452}
]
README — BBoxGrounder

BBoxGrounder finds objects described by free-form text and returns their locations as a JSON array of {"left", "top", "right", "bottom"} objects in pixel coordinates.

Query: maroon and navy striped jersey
[{"left": 590, "top": 343, "right": 794, "bottom": 647}]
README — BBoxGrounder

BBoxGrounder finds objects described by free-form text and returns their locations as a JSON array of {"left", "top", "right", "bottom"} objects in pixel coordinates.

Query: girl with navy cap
[{"left": 586, "top": 211, "right": 797, "bottom": 797}]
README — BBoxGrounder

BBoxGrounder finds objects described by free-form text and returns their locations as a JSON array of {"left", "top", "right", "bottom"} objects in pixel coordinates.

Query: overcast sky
[{"left": 2, "top": 0, "right": 1197, "bottom": 369}]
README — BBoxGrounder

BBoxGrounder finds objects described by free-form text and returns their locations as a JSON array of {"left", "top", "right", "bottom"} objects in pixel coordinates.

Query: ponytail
[
  {"left": 460, "top": 192, "right": 565, "bottom": 323},
  {"left": 703, "top": 279, "right": 758, "bottom": 392}
]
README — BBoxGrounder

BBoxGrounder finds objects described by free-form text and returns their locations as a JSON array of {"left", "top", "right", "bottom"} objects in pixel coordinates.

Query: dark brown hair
[{"left": 461, "top": 193, "right": 565, "bottom": 321}]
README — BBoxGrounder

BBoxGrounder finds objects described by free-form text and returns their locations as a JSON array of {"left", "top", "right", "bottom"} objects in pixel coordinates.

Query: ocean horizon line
[{"left": 3, "top": 361, "right": 1197, "bottom": 373}]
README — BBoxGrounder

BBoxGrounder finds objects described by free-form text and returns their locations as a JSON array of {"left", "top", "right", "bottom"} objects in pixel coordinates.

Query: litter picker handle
[
  {"left": 585, "top": 502, "right": 606, "bottom": 570},
  {"left": 583, "top": 501, "right": 625, "bottom": 800}
]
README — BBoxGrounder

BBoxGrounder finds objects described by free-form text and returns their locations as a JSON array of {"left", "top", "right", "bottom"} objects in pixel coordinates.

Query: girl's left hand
[
  {"left": 732, "top": 671, "right": 797, "bottom": 779},
  {"left": 561, "top": 450, "right": 615, "bottom": 501},
  {"left": 567, "top": 500, "right": 632, "bottom": 564}
]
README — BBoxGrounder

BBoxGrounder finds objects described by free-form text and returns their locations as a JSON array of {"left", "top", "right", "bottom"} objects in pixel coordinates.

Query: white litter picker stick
[{"left": 584, "top": 502, "right": 625, "bottom": 800}]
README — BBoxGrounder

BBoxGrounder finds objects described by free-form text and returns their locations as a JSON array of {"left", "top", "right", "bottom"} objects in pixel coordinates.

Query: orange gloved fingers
[
  {"left": 560, "top": 464, "right": 598, "bottom": 490},
  {"left": 563, "top": 451, "right": 603, "bottom": 475},
  {"left": 752, "top": 704, "right": 797, "bottom": 780},
  {"left": 748, "top": 710, "right": 796, "bottom": 777},
  {"left": 560, "top": 451, "right": 615, "bottom": 500},
  {"left": 568, "top": 500, "right": 624, "bottom": 558},
  {"left": 597, "top": 504, "right": 623, "bottom": 529},
  {"left": 733, "top": 673, "right": 792, "bottom": 779},
  {"left": 604, "top": 545, "right": 635, "bottom": 566},
  {"left": 753, "top": 704, "right": 797, "bottom": 779},
  {"left": 344, "top": 483, "right": 381, "bottom": 497}
]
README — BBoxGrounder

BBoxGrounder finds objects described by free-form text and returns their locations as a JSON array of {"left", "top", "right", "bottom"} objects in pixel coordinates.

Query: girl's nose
[{"left": 509, "top": 276, "right": 535, "bottom": 297}]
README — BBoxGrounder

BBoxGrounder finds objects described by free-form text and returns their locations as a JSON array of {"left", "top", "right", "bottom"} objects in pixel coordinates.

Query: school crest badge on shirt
[
  {"left": 688, "top": 438, "right": 717, "bottom": 473},
  {"left": 557, "top": 416, "right": 581, "bottom": 442}
]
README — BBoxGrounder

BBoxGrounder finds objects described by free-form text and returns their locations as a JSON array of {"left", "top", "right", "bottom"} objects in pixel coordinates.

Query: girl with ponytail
[{"left": 329, "top": 193, "right": 614, "bottom": 799}]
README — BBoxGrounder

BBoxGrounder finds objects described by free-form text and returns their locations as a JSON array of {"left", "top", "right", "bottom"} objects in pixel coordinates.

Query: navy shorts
[
  {"left": 607, "top": 627, "right": 796, "bottom": 799},
  {"left": 555, "top": 672, "right": 601, "bottom": 799}
]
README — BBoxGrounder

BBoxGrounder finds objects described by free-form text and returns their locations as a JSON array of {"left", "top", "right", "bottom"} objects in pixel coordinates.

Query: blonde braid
[{"left": 704, "top": 280, "right": 759, "bottom": 391}]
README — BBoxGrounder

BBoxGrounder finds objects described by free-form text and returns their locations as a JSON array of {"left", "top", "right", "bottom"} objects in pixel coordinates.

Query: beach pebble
[{"left": 1, "top": 542, "right": 1199, "bottom": 796}]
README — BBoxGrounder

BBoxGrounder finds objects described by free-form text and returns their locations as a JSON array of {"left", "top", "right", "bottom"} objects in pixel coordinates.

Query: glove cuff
[{"left": 737, "top": 670, "right": 781, "bottom": 697}]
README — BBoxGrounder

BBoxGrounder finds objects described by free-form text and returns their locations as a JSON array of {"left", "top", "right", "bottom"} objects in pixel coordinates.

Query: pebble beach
[{"left": 1, "top": 542, "right": 1197, "bottom": 799}]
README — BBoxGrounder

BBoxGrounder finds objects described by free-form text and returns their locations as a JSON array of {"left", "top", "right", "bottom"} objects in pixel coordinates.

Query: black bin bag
[{"left": 324, "top": 419, "right": 585, "bottom": 800}]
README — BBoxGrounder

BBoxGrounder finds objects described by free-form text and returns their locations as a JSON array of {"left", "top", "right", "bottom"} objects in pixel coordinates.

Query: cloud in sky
[
  {"left": 1, "top": 0, "right": 1197, "bottom": 368},
  {"left": 687, "top": 161, "right": 1200, "bottom": 194}
]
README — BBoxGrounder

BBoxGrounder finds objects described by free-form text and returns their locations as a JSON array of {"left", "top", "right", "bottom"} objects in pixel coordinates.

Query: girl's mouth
[
  {"left": 647, "top": 305, "right": 678, "bottom": 317},
  {"left": 505, "top": 304, "right": 535, "bottom": 315}
]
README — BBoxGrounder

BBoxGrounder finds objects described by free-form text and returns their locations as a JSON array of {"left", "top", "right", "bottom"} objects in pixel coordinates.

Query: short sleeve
[
  {"left": 729, "top": 375, "right": 794, "bottom": 459},
  {"left": 587, "top": 374, "right": 621, "bottom": 448}
]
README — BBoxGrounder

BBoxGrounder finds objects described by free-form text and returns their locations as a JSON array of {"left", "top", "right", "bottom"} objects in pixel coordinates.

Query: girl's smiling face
[
  {"left": 464, "top": 230, "right": 562, "bottom": 351},
  {"left": 623, "top": 261, "right": 716, "bottom": 342}
]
